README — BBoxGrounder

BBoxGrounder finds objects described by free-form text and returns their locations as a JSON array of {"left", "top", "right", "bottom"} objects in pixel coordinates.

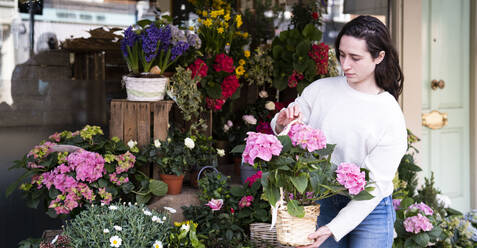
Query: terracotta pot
[{"left": 159, "top": 174, "right": 185, "bottom": 195}]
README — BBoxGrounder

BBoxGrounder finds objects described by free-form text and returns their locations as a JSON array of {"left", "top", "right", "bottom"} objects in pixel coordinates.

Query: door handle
[
  {"left": 422, "top": 110, "right": 448, "bottom": 129},
  {"left": 431, "top": 79, "right": 445, "bottom": 90}
]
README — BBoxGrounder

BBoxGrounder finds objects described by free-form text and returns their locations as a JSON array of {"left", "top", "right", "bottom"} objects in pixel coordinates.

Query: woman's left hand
[{"left": 296, "top": 226, "right": 332, "bottom": 248}]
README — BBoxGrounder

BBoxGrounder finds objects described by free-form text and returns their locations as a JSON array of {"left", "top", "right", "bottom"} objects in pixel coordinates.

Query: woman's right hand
[{"left": 275, "top": 104, "right": 302, "bottom": 134}]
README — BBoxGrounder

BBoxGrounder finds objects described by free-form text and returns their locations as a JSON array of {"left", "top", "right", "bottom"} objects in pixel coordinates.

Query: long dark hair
[{"left": 334, "top": 15, "right": 403, "bottom": 100}]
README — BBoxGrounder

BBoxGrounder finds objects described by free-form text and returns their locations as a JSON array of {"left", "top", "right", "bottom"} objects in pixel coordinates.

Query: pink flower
[
  {"left": 242, "top": 132, "right": 283, "bottom": 165},
  {"left": 27, "top": 162, "right": 44, "bottom": 169},
  {"left": 115, "top": 151, "right": 136, "bottom": 174},
  {"left": 239, "top": 196, "right": 254, "bottom": 209},
  {"left": 408, "top": 202, "right": 434, "bottom": 216},
  {"left": 99, "top": 187, "right": 112, "bottom": 205},
  {"left": 306, "top": 192, "right": 314, "bottom": 199},
  {"left": 393, "top": 199, "right": 402, "bottom": 210},
  {"left": 242, "top": 115, "right": 257, "bottom": 125},
  {"left": 52, "top": 174, "right": 77, "bottom": 193},
  {"left": 244, "top": 170, "right": 262, "bottom": 187},
  {"left": 49, "top": 132, "right": 61, "bottom": 142},
  {"left": 76, "top": 183, "right": 95, "bottom": 202},
  {"left": 205, "top": 199, "right": 223, "bottom": 211},
  {"left": 56, "top": 164, "right": 72, "bottom": 174},
  {"left": 28, "top": 141, "right": 56, "bottom": 159},
  {"left": 336, "top": 162, "right": 366, "bottom": 195},
  {"left": 109, "top": 173, "right": 129, "bottom": 186},
  {"left": 67, "top": 150, "right": 105, "bottom": 183},
  {"left": 403, "top": 214, "right": 433, "bottom": 234},
  {"left": 288, "top": 123, "right": 326, "bottom": 152}
]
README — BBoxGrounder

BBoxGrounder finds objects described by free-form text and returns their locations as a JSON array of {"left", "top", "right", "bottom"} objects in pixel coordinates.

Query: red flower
[
  {"left": 312, "top": 12, "right": 319, "bottom": 20},
  {"left": 213, "top": 53, "right": 235, "bottom": 73},
  {"left": 256, "top": 121, "right": 273, "bottom": 134},
  {"left": 274, "top": 102, "right": 285, "bottom": 112},
  {"left": 309, "top": 43, "right": 329, "bottom": 75},
  {"left": 230, "top": 208, "right": 235, "bottom": 214},
  {"left": 188, "top": 58, "right": 208, "bottom": 78},
  {"left": 244, "top": 170, "right": 263, "bottom": 187},
  {"left": 221, "top": 75, "right": 240, "bottom": 99},
  {"left": 288, "top": 70, "right": 304, "bottom": 88},
  {"left": 206, "top": 97, "right": 225, "bottom": 111}
]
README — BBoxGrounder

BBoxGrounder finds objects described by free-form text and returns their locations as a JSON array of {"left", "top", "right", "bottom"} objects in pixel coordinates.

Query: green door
[{"left": 421, "top": 0, "right": 470, "bottom": 212}]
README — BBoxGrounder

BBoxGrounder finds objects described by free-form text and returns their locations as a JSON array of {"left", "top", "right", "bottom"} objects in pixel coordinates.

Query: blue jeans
[{"left": 316, "top": 195, "right": 396, "bottom": 248}]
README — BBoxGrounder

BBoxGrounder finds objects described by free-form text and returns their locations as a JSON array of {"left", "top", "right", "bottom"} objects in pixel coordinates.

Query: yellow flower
[
  {"left": 239, "top": 59, "right": 246, "bottom": 66},
  {"left": 204, "top": 18, "right": 213, "bottom": 27},
  {"left": 224, "top": 22, "right": 229, "bottom": 28},
  {"left": 235, "top": 15, "right": 243, "bottom": 28},
  {"left": 243, "top": 32, "right": 249, "bottom": 38},
  {"left": 224, "top": 13, "right": 231, "bottom": 21},
  {"left": 217, "top": 9, "right": 224, "bottom": 16},
  {"left": 235, "top": 66, "right": 245, "bottom": 76},
  {"left": 244, "top": 50, "right": 250, "bottom": 58},
  {"left": 188, "top": 26, "right": 194, "bottom": 31},
  {"left": 217, "top": 27, "right": 224, "bottom": 34},
  {"left": 197, "top": 18, "right": 202, "bottom": 23},
  {"left": 174, "top": 221, "right": 182, "bottom": 227},
  {"left": 210, "top": 11, "right": 218, "bottom": 18},
  {"left": 226, "top": 42, "right": 230, "bottom": 46}
]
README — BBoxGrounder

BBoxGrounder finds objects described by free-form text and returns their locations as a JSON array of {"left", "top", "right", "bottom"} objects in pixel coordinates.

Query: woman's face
[{"left": 338, "top": 35, "right": 383, "bottom": 85}]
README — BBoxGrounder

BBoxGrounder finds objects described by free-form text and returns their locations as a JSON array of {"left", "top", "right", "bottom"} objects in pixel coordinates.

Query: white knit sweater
[{"left": 270, "top": 76, "right": 407, "bottom": 241}]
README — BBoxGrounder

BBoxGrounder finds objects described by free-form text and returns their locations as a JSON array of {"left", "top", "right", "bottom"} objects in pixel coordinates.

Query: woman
[{"left": 271, "top": 16, "right": 407, "bottom": 248}]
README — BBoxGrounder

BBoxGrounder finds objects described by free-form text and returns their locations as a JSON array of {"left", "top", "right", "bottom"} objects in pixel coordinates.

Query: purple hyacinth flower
[
  {"left": 121, "top": 26, "right": 137, "bottom": 57},
  {"left": 170, "top": 41, "right": 190, "bottom": 60},
  {"left": 142, "top": 24, "right": 162, "bottom": 62}
]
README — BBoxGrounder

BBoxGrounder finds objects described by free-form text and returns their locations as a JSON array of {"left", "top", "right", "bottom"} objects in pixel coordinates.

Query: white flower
[
  {"left": 164, "top": 207, "right": 177, "bottom": 213},
  {"left": 51, "top": 235, "right": 59, "bottom": 244},
  {"left": 436, "top": 194, "right": 452, "bottom": 208},
  {"left": 109, "top": 206, "right": 118, "bottom": 210},
  {"left": 152, "top": 216, "right": 159, "bottom": 222},
  {"left": 110, "top": 235, "right": 122, "bottom": 247},
  {"left": 259, "top": 90, "right": 268, "bottom": 98},
  {"left": 181, "top": 223, "right": 190, "bottom": 232},
  {"left": 127, "top": 140, "right": 137, "bottom": 148},
  {"left": 167, "top": 138, "right": 171, "bottom": 143},
  {"left": 143, "top": 210, "right": 152, "bottom": 216},
  {"left": 265, "top": 101, "right": 275, "bottom": 111},
  {"left": 226, "top": 120, "right": 233, "bottom": 127},
  {"left": 184, "top": 138, "right": 195, "bottom": 149},
  {"left": 223, "top": 124, "right": 230, "bottom": 132},
  {"left": 154, "top": 139, "right": 161, "bottom": 148},
  {"left": 162, "top": 216, "right": 167, "bottom": 221},
  {"left": 152, "top": 240, "right": 163, "bottom": 248},
  {"left": 103, "top": 228, "right": 110, "bottom": 233},
  {"left": 217, "top": 149, "right": 225, "bottom": 157},
  {"left": 242, "top": 115, "right": 257, "bottom": 125},
  {"left": 113, "top": 225, "right": 122, "bottom": 231},
  {"left": 101, "top": 203, "right": 105, "bottom": 206}
]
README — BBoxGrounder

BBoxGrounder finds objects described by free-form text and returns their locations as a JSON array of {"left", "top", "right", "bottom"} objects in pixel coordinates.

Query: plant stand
[{"left": 109, "top": 99, "right": 173, "bottom": 177}]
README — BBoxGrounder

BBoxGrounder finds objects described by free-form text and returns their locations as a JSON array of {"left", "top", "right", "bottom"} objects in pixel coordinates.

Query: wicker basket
[
  {"left": 276, "top": 204, "right": 321, "bottom": 246},
  {"left": 250, "top": 223, "right": 293, "bottom": 248},
  {"left": 123, "top": 75, "right": 169, "bottom": 101}
]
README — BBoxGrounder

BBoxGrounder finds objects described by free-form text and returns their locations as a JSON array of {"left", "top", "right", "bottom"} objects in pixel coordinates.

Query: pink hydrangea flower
[
  {"left": 99, "top": 187, "right": 112, "bottom": 205},
  {"left": 408, "top": 202, "right": 434, "bottom": 216},
  {"left": 115, "top": 151, "right": 136, "bottom": 174},
  {"left": 109, "top": 173, "right": 129, "bottom": 186},
  {"left": 287, "top": 123, "right": 326, "bottom": 152},
  {"left": 239, "top": 196, "right": 254, "bottom": 208},
  {"left": 403, "top": 214, "right": 433, "bottom": 234},
  {"left": 242, "top": 132, "right": 283, "bottom": 165},
  {"left": 205, "top": 199, "right": 223, "bottom": 211},
  {"left": 393, "top": 199, "right": 402, "bottom": 210},
  {"left": 28, "top": 141, "right": 56, "bottom": 159},
  {"left": 76, "top": 183, "right": 95, "bottom": 202},
  {"left": 244, "top": 171, "right": 262, "bottom": 187},
  {"left": 27, "top": 162, "right": 44, "bottom": 169},
  {"left": 52, "top": 174, "right": 78, "bottom": 193},
  {"left": 49, "top": 132, "right": 61, "bottom": 142},
  {"left": 336, "top": 162, "right": 366, "bottom": 195},
  {"left": 67, "top": 150, "right": 105, "bottom": 183}
]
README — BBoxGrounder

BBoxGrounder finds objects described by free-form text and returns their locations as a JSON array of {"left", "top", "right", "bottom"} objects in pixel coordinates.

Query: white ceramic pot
[{"left": 123, "top": 75, "right": 169, "bottom": 101}]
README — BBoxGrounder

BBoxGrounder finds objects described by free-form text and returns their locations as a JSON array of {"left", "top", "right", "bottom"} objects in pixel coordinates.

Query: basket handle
[
  {"left": 196, "top": 166, "right": 219, "bottom": 183},
  {"left": 270, "top": 187, "right": 286, "bottom": 230},
  {"left": 277, "top": 119, "right": 301, "bottom": 136}
]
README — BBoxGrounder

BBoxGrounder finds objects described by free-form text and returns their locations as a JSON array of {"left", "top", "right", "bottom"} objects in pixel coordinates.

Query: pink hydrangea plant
[
  {"left": 242, "top": 132, "right": 282, "bottom": 165},
  {"left": 287, "top": 123, "right": 326, "bottom": 152},
  {"left": 403, "top": 213, "right": 433, "bottom": 234},
  {"left": 408, "top": 202, "right": 434, "bottom": 216},
  {"left": 336, "top": 162, "right": 366, "bottom": 195}
]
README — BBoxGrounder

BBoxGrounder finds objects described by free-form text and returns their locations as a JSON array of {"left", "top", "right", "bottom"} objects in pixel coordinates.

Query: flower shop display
[
  {"left": 232, "top": 122, "right": 375, "bottom": 246},
  {"left": 7, "top": 125, "right": 168, "bottom": 218},
  {"left": 63, "top": 203, "right": 171, "bottom": 247},
  {"left": 271, "top": 2, "right": 339, "bottom": 94},
  {"left": 120, "top": 18, "right": 200, "bottom": 101}
]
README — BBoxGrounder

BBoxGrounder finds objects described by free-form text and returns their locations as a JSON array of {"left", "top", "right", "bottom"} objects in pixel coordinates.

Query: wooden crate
[{"left": 110, "top": 99, "right": 173, "bottom": 177}]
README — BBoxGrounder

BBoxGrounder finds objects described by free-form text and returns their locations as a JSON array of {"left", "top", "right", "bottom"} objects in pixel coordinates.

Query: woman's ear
[{"left": 375, "top": 51, "right": 385, "bottom": 64}]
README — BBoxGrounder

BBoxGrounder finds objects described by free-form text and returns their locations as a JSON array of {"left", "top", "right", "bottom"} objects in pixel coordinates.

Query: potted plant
[
  {"left": 6, "top": 125, "right": 168, "bottom": 219},
  {"left": 232, "top": 122, "right": 376, "bottom": 246},
  {"left": 145, "top": 128, "right": 195, "bottom": 194},
  {"left": 120, "top": 18, "right": 201, "bottom": 101},
  {"left": 63, "top": 203, "right": 171, "bottom": 247}
]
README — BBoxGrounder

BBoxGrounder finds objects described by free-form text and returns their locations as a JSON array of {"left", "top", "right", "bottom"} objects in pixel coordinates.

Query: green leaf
[
  {"left": 5, "top": 170, "right": 37, "bottom": 197},
  {"left": 290, "top": 174, "right": 308, "bottom": 194},
  {"left": 309, "top": 173, "right": 322, "bottom": 192},
  {"left": 230, "top": 86, "right": 241, "bottom": 100},
  {"left": 315, "top": 144, "right": 336, "bottom": 157},
  {"left": 48, "top": 188, "right": 60, "bottom": 200},
  {"left": 149, "top": 179, "right": 168, "bottom": 196},
  {"left": 230, "top": 144, "right": 245, "bottom": 154},
  {"left": 46, "top": 208, "right": 58, "bottom": 218},
  {"left": 264, "top": 185, "right": 280, "bottom": 207},
  {"left": 296, "top": 41, "right": 310, "bottom": 57},
  {"left": 428, "top": 226, "right": 442, "bottom": 240},
  {"left": 277, "top": 135, "right": 292, "bottom": 152},
  {"left": 136, "top": 193, "right": 152, "bottom": 205},
  {"left": 353, "top": 190, "right": 374, "bottom": 200},
  {"left": 400, "top": 197, "right": 414, "bottom": 209},
  {"left": 302, "top": 23, "right": 322, "bottom": 41},
  {"left": 121, "top": 182, "right": 135, "bottom": 194},
  {"left": 205, "top": 83, "right": 222, "bottom": 99},
  {"left": 97, "top": 178, "right": 108, "bottom": 188},
  {"left": 272, "top": 77, "right": 288, "bottom": 91},
  {"left": 230, "top": 186, "right": 244, "bottom": 197},
  {"left": 297, "top": 81, "right": 307, "bottom": 94},
  {"left": 272, "top": 45, "right": 284, "bottom": 59},
  {"left": 287, "top": 200, "right": 305, "bottom": 217},
  {"left": 412, "top": 233, "right": 430, "bottom": 247},
  {"left": 26, "top": 197, "right": 40, "bottom": 209},
  {"left": 136, "top": 19, "right": 152, "bottom": 28},
  {"left": 404, "top": 238, "right": 421, "bottom": 248}
]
